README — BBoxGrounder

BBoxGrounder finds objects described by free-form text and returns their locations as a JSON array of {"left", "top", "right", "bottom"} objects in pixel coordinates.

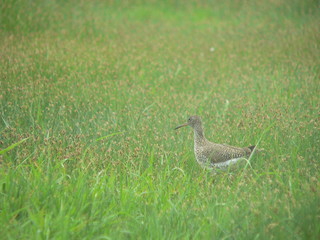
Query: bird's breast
[{"left": 194, "top": 145, "right": 210, "bottom": 166}]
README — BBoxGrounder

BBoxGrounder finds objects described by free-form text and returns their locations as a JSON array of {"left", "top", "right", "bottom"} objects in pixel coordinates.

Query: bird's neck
[{"left": 193, "top": 125, "right": 206, "bottom": 145}]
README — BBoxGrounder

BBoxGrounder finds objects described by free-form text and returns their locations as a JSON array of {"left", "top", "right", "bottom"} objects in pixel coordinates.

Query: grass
[{"left": 1, "top": 0, "right": 319, "bottom": 239}]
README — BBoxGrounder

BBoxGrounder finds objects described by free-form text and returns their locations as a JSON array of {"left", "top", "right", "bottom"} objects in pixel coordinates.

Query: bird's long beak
[{"left": 174, "top": 123, "right": 188, "bottom": 130}]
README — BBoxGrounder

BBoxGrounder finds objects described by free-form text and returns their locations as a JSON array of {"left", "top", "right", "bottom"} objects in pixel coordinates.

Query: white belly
[{"left": 212, "top": 157, "right": 245, "bottom": 169}]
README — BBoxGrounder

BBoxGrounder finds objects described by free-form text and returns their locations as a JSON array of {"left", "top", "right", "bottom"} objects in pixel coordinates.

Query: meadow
[{"left": 0, "top": 0, "right": 319, "bottom": 239}]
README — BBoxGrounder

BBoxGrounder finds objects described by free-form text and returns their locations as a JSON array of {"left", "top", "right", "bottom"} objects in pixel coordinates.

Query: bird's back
[{"left": 198, "top": 141, "right": 253, "bottom": 164}]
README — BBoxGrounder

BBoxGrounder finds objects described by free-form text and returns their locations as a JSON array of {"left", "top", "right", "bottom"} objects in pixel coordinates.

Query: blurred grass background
[{"left": 1, "top": 0, "right": 319, "bottom": 239}]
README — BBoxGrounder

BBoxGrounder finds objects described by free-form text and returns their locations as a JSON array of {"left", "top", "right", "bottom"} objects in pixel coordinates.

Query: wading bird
[{"left": 175, "top": 116, "right": 256, "bottom": 168}]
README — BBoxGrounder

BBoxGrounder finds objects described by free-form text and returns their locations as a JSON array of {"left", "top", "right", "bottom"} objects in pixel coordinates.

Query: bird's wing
[
  {"left": 221, "top": 143, "right": 248, "bottom": 151},
  {"left": 205, "top": 143, "right": 248, "bottom": 163}
]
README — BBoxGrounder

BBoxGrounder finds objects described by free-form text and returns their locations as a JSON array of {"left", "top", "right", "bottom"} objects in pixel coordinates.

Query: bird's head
[{"left": 174, "top": 115, "right": 202, "bottom": 130}]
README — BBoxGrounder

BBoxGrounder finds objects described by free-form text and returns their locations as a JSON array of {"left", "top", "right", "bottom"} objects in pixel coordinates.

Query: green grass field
[{"left": 1, "top": 0, "right": 319, "bottom": 239}]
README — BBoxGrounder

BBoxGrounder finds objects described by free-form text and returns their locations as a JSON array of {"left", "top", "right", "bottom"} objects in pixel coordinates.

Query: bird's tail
[
  {"left": 248, "top": 145, "right": 256, "bottom": 152},
  {"left": 248, "top": 145, "right": 265, "bottom": 153}
]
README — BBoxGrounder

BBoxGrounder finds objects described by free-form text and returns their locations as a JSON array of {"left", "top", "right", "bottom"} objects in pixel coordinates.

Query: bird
[{"left": 174, "top": 115, "right": 256, "bottom": 169}]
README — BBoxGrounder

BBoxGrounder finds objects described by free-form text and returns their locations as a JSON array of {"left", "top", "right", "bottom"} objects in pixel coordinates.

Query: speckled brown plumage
[{"left": 175, "top": 116, "right": 256, "bottom": 168}]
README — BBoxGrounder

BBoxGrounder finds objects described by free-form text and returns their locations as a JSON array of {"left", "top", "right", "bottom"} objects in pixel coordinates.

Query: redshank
[{"left": 175, "top": 116, "right": 256, "bottom": 168}]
